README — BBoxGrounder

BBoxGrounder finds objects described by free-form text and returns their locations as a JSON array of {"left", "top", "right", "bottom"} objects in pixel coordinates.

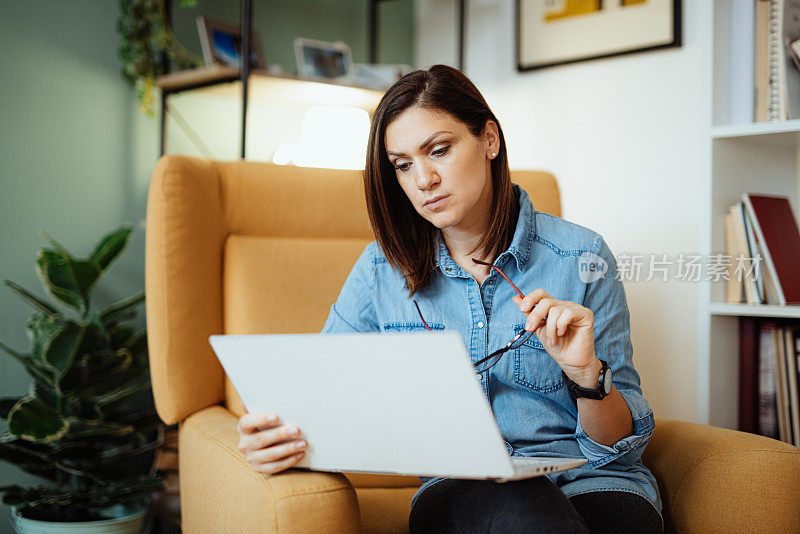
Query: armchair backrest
[{"left": 145, "top": 155, "right": 561, "bottom": 424}]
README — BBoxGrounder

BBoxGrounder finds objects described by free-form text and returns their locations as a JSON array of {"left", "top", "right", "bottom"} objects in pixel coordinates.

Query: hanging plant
[{"left": 117, "top": 0, "right": 205, "bottom": 116}]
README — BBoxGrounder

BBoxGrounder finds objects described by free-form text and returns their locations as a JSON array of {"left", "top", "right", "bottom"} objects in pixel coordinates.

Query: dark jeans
[{"left": 409, "top": 476, "right": 664, "bottom": 534}]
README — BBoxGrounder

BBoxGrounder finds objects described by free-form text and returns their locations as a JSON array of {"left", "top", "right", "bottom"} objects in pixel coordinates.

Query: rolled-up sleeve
[
  {"left": 320, "top": 242, "right": 379, "bottom": 334},
  {"left": 575, "top": 234, "right": 656, "bottom": 469}
]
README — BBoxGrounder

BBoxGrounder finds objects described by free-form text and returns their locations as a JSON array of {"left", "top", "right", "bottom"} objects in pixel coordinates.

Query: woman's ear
[{"left": 484, "top": 119, "right": 500, "bottom": 156}]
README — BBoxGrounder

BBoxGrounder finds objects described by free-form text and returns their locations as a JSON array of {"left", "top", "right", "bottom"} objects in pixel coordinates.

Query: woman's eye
[
  {"left": 431, "top": 145, "right": 451, "bottom": 157},
  {"left": 395, "top": 161, "right": 411, "bottom": 172}
]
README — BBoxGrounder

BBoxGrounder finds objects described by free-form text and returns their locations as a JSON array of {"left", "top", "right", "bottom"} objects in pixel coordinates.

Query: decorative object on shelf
[
  {"left": 0, "top": 225, "right": 165, "bottom": 529},
  {"left": 353, "top": 63, "right": 413, "bottom": 91},
  {"left": 117, "top": 0, "right": 204, "bottom": 117},
  {"left": 196, "top": 15, "right": 266, "bottom": 69},
  {"left": 516, "top": 0, "right": 682, "bottom": 71},
  {"left": 294, "top": 37, "right": 354, "bottom": 83}
]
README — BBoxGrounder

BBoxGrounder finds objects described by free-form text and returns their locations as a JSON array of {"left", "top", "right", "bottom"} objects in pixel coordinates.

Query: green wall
[{"left": 0, "top": 1, "right": 412, "bottom": 532}]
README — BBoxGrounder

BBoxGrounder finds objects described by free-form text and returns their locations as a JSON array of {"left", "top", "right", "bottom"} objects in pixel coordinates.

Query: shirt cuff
[{"left": 574, "top": 389, "right": 656, "bottom": 469}]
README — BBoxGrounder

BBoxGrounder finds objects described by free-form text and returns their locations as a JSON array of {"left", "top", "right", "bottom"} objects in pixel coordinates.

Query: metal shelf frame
[{"left": 158, "top": 0, "right": 466, "bottom": 160}]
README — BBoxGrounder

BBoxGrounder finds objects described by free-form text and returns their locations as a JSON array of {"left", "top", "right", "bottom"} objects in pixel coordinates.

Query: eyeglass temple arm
[
  {"left": 471, "top": 258, "right": 525, "bottom": 299},
  {"left": 413, "top": 300, "right": 433, "bottom": 332}
]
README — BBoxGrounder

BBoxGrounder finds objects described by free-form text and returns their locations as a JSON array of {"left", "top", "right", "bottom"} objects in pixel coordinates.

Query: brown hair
[{"left": 364, "top": 64, "right": 518, "bottom": 297}]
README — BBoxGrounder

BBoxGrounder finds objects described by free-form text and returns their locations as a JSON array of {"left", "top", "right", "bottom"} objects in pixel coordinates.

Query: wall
[
  {"left": 415, "top": 0, "right": 713, "bottom": 424},
  {"left": 0, "top": 1, "right": 159, "bottom": 531}
]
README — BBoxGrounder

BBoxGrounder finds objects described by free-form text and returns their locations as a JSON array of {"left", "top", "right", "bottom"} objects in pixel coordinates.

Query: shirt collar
[{"left": 435, "top": 183, "right": 536, "bottom": 277}]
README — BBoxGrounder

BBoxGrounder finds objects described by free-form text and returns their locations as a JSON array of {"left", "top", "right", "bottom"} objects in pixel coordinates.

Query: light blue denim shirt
[{"left": 321, "top": 184, "right": 662, "bottom": 520}]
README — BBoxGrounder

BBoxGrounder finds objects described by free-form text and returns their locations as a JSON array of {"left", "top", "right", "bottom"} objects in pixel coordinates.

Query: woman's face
[{"left": 384, "top": 106, "right": 499, "bottom": 232}]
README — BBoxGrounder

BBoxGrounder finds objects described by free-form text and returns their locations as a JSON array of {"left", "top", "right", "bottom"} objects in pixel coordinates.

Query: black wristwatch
[{"left": 562, "top": 359, "right": 612, "bottom": 400}]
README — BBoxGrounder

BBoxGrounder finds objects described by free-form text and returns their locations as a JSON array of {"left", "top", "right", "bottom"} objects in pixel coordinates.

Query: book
[
  {"left": 725, "top": 211, "right": 745, "bottom": 303},
  {"left": 774, "top": 325, "right": 791, "bottom": 442},
  {"left": 739, "top": 316, "right": 762, "bottom": 433},
  {"left": 759, "top": 322, "right": 781, "bottom": 438},
  {"left": 784, "top": 326, "right": 800, "bottom": 445},
  {"left": 742, "top": 193, "right": 800, "bottom": 304},
  {"left": 730, "top": 202, "right": 760, "bottom": 304},
  {"left": 757, "top": 0, "right": 800, "bottom": 120},
  {"left": 756, "top": 0, "right": 772, "bottom": 121},
  {"left": 730, "top": 0, "right": 757, "bottom": 123},
  {"left": 759, "top": 321, "right": 779, "bottom": 439}
]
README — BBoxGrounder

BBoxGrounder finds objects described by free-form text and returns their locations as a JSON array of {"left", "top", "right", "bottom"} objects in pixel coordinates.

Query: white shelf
[
  {"left": 712, "top": 120, "right": 800, "bottom": 146},
  {"left": 709, "top": 303, "right": 800, "bottom": 318}
]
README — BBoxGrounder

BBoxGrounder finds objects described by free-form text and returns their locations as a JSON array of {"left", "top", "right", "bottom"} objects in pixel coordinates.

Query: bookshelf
[
  {"left": 704, "top": 1, "right": 800, "bottom": 429},
  {"left": 155, "top": 65, "right": 385, "bottom": 162}
]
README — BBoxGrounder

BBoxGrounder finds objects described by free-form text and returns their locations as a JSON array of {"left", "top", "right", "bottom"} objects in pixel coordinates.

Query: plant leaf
[
  {"left": 43, "top": 322, "right": 84, "bottom": 377},
  {"left": 8, "top": 397, "right": 69, "bottom": 442},
  {"left": 89, "top": 225, "right": 132, "bottom": 272},
  {"left": 61, "top": 418, "right": 134, "bottom": 441},
  {"left": 93, "top": 379, "right": 151, "bottom": 417},
  {"left": 3, "top": 280, "right": 59, "bottom": 315},
  {"left": 35, "top": 230, "right": 102, "bottom": 312},
  {"left": 0, "top": 439, "right": 58, "bottom": 482},
  {"left": 0, "top": 397, "right": 22, "bottom": 419},
  {"left": 0, "top": 341, "right": 56, "bottom": 386},
  {"left": 99, "top": 291, "right": 144, "bottom": 324}
]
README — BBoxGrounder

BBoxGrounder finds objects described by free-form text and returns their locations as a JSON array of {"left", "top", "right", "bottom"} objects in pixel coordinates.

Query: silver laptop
[{"left": 208, "top": 331, "right": 586, "bottom": 482}]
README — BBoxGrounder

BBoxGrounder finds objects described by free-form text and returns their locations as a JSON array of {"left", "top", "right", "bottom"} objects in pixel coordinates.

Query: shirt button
[
  {"left": 477, "top": 321, "right": 485, "bottom": 328},
  {"left": 487, "top": 279, "right": 494, "bottom": 285}
]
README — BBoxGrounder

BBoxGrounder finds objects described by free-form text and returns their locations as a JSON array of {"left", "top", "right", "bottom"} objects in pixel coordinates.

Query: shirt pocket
[
  {"left": 383, "top": 322, "right": 445, "bottom": 332},
  {"left": 512, "top": 324, "right": 565, "bottom": 394}
]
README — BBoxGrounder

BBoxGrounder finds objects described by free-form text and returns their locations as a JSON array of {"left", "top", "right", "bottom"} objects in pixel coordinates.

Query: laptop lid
[{"left": 209, "top": 332, "right": 516, "bottom": 479}]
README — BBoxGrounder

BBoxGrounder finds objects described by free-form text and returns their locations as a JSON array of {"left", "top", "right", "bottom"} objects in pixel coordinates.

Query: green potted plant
[
  {"left": 0, "top": 225, "right": 164, "bottom": 533},
  {"left": 117, "top": 0, "right": 204, "bottom": 116}
]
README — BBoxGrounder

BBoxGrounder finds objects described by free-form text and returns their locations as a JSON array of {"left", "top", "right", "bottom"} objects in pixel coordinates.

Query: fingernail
[
  {"left": 295, "top": 452, "right": 305, "bottom": 459},
  {"left": 296, "top": 440, "right": 307, "bottom": 449},
  {"left": 266, "top": 415, "right": 277, "bottom": 423},
  {"left": 287, "top": 426, "right": 299, "bottom": 436}
]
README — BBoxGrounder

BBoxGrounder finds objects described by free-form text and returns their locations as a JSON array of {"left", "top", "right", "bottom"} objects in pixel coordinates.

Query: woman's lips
[{"left": 424, "top": 195, "right": 449, "bottom": 210}]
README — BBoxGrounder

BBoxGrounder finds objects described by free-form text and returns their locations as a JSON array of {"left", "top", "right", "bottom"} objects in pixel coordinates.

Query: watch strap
[{"left": 562, "top": 360, "right": 610, "bottom": 400}]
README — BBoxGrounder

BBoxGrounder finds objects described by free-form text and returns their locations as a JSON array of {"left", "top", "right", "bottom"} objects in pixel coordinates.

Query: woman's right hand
[{"left": 236, "top": 412, "right": 308, "bottom": 475}]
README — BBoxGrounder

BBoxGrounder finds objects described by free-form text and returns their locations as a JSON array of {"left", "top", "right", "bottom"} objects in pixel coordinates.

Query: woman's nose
[{"left": 415, "top": 161, "right": 440, "bottom": 190}]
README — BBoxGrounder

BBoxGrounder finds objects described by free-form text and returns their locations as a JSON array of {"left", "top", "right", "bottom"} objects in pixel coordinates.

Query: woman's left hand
[{"left": 512, "top": 289, "right": 599, "bottom": 384}]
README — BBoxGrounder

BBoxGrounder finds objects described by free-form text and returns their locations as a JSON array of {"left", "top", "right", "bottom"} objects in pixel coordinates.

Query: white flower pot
[{"left": 9, "top": 504, "right": 146, "bottom": 534}]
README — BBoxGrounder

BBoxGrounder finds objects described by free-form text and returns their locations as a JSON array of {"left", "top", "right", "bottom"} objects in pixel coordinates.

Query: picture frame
[
  {"left": 196, "top": 16, "right": 266, "bottom": 69},
  {"left": 516, "top": 0, "right": 681, "bottom": 72},
  {"left": 294, "top": 37, "right": 354, "bottom": 83}
]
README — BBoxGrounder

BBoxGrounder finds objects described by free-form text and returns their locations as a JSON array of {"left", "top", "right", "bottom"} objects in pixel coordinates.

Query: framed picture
[
  {"left": 196, "top": 16, "right": 266, "bottom": 69},
  {"left": 516, "top": 0, "right": 681, "bottom": 71},
  {"left": 294, "top": 38, "right": 354, "bottom": 83}
]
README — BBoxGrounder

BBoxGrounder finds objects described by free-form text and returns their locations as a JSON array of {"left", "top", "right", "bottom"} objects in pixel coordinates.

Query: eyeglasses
[{"left": 414, "top": 258, "right": 536, "bottom": 375}]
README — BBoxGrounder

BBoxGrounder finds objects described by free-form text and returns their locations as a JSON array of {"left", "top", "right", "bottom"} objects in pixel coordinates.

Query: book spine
[
  {"left": 739, "top": 316, "right": 761, "bottom": 433},
  {"left": 759, "top": 321, "right": 779, "bottom": 438},
  {"left": 768, "top": 0, "right": 783, "bottom": 120}
]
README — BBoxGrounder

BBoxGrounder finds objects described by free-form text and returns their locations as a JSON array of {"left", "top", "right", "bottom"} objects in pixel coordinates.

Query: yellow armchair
[{"left": 145, "top": 155, "right": 800, "bottom": 533}]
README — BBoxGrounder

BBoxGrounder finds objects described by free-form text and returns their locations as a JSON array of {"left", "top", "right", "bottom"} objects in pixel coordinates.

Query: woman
[{"left": 237, "top": 65, "right": 662, "bottom": 533}]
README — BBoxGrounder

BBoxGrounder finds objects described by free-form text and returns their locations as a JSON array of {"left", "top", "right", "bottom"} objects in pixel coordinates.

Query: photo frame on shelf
[
  {"left": 294, "top": 37, "right": 354, "bottom": 83},
  {"left": 516, "top": 0, "right": 681, "bottom": 72},
  {"left": 196, "top": 16, "right": 266, "bottom": 69}
]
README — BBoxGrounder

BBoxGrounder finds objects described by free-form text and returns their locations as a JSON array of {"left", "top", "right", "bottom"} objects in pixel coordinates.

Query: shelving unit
[
  {"left": 702, "top": 1, "right": 800, "bottom": 428},
  {"left": 156, "top": 0, "right": 467, "bottom": 161}
]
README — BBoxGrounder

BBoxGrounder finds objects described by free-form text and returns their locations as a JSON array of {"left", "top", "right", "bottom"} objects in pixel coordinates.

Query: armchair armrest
[
  {"left": 179, "top": 405, "right": 360, "bottom": 533},
  {"left": 643, "top": 419, "right": 800, "bottom": 533}
]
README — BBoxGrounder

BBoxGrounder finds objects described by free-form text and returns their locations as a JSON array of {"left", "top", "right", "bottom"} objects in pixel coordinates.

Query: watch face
[{"left": 602, "top": 366, "right": 613, "bottom": 394}]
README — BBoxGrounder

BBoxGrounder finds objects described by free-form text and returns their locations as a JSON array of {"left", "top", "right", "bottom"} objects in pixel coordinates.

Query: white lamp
[{"left": 273, "top": 105, "right": 370, "bottom": 170}]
